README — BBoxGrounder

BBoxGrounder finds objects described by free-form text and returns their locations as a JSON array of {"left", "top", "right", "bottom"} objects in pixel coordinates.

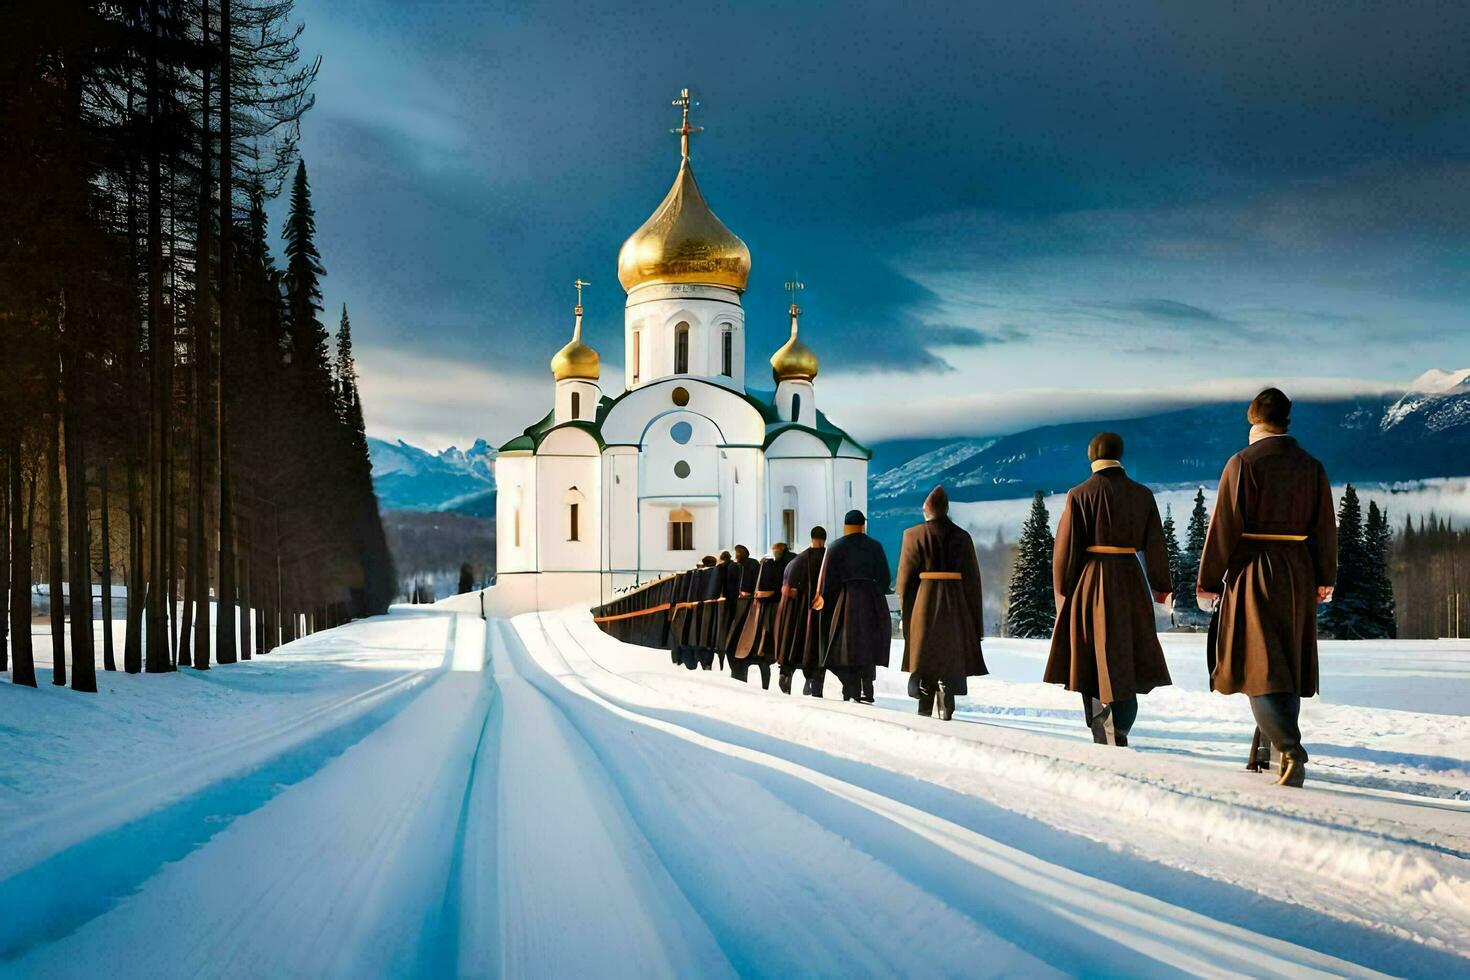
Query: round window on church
[
  {"left": 674, "top": 460, "right": 691, "bottom": 479},
  {"left": 670, "top": 421, "right": 693, "bottom": 445},
  {"left": 672, "top": 386, "right": 690, "bottom": 407}
]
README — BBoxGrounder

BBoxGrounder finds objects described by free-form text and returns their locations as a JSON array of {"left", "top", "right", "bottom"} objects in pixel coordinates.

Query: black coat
[
  {"left": 817, "top": 532, "right": 892, "bottom": 670},
  {"left": 775, "top": 545, "right": 824, "bottom": 670}
]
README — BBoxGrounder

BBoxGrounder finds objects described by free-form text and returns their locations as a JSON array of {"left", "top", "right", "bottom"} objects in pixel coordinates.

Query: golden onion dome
[
  {"left": 771, "top": 304, "right": 819, "bottom": 383},
  {"left": 617, "top": 156, "right": 752, "bottom": 293},
  {"left": 550, "top": 305, "right": 600, "bottom": 382}
]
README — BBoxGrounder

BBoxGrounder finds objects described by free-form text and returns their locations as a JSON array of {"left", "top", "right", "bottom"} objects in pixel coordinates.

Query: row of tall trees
[
  {"left": 1, "top": 1, "right": 393, "bottom": 691},
  {"left": 999, "top": 483, "right": 1405, "bottom": 639},
  {"left": 1391, "top": 514, "right": 1468, "bottom": 639}
]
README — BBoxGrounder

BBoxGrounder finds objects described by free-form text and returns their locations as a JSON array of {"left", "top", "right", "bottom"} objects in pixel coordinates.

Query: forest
[{"left": 1, "top": 1, "right": 394, "bottom": 692}]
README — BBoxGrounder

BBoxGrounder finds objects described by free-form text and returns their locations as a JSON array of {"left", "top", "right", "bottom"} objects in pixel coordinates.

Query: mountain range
[{"left": 367, "top": 368, "right": 1470, "bottom": 520}]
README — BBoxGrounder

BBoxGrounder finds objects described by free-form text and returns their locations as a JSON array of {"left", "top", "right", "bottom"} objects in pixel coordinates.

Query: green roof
[{"left": 499, "top": 382, "right": 869, "bottom": 459}]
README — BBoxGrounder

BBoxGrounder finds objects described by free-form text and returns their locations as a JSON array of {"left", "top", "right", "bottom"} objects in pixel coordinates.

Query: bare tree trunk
[
  {"left": 100, "top": 463, "right": 115, "bottom": 671},
  {"left": 64, "top": 336, "right": 96, "bottom": 694},
  {"left": 124, "top": 443, "right": 144, "bottom": 673},
  {"left": 144, "top": 0, "right": 170, "bottom": 674},
  {"left": 1, "top": 448, "right": 9, "bottom": 674},
  {"left": 47, "top": 378, "right": 66, "bottom": 687},
  {"left": 238, "top": 513, "right": 251, "bottom": 659},
  {"left": 9, "top": 442, "right": 36, "bottom": 687},
  {"left": 216, "top": 0, "right": 237, "bottom": 664}
]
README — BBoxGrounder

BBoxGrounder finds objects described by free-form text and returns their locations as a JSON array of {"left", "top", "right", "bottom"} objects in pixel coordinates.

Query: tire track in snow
[{"left": 519, "top": 611, "right": 1394, "bottom": 978}]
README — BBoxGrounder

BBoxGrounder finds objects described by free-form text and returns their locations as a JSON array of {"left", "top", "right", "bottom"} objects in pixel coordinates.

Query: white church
[{"left": 483, "top": 91, "right": 870, "bottom": 615}]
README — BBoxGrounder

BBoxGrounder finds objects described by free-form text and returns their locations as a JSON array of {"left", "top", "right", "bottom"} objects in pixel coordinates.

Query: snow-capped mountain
[
  {"left": 368, "top": 436, "right": 497, "bottom": 515},
  {"left": 870, "top": 438, "right": 995, "bottom": 500},
  {"left": 1382, "top": 367, "right": 1470, "bottom": 433}
]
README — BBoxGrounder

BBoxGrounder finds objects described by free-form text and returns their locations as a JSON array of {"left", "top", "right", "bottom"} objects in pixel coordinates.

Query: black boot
[
  {"left": 939, "top": 690, "right": 956, "bottom": 721},
  {"left": 778, "top": 671, "right": 792, "bottom": 695},
  {"left": 859, "top": 674, "right": 875, "bottom": 704},
  {"left": 917, "top": 691, "right": 935, "bottom": 717},
  {"left": 1277, "top": 752, "right": 1307, "bottom": 788}
]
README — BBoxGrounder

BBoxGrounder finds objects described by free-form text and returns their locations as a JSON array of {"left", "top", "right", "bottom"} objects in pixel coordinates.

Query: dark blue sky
[{"left": 282, "top": 0, "right": 1470, "bottom": 448}]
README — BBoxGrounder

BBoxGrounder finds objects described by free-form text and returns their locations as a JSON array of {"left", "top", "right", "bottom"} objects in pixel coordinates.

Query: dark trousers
[
  {"left": 833, "top": 665, "right": 875, "bottom": 702},
  {"left": 802, "top": 667, "right": 826, "bottom": 697},
  {"left": 1250, "top": 693, "right": 1306, "bottom": 762},
  {"left": 1083, "top": 694, "right": 1138, "bottom": 745}
]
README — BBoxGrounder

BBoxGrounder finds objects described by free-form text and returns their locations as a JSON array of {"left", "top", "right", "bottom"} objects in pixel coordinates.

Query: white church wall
[
  {"left": 639, "top": 497, "right": 719, "bottom": 571},
  {"left": 718, "top": 446, "right": 764, "bottom": 553},
  {"left": 495, "top": 455, "right": 537, "bottom": 574},
  {"left": 623, "top": 283, "right": 745, "bottom": 388},
  {"left": 534, "top": 440, "right": 601, "bottom": 573},
  {"left": 767, "top": 456, "right": 837, "bottom": 547},
  {"left": 555, "top": 379, "right": 601, "bottom": 423},
  {"left": 603, "top": 448, "right": 640, "bottom": 575},
  {"left": 834, "top": 456, "right": 869, "bottom": 519},
  {"left": 601, "top": 378, "right": 764, "bottom": 447},
  {"left": 774, "top": 379, "right": 815, "bottom": 424}
]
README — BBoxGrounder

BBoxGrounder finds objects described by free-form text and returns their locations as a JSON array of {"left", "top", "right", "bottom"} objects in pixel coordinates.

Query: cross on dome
[{"left": 671, "top": 87, "right": 703, "bottom": 159}]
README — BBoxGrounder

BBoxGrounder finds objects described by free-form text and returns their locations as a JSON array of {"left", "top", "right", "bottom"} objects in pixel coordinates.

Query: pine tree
[
  {"left": 283, "top": 160, "right": 328, "bottom": 382},
  {"left": 1361, "top": 501, "right": 1397, "bottom": 639},
  {"left": 1005, "top": 491, "right": 1055, "bottom": 638},
  {"left": 1161, "top": 504, "right": 1186, "bottom": 627},
  {"left": 1173, "top": 488, "right": 1208, "bottom": 627},
  {"left": 1322, "top": 484, "right": 1367, "bottom": 638}
]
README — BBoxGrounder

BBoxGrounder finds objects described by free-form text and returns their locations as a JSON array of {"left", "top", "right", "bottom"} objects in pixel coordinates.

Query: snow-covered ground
[{"left": 2, "top": 609, "right": 1468, "bottom": 977}]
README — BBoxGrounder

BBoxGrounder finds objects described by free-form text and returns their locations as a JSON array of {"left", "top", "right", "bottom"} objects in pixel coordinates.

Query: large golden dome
[
  {"left": 617, "top": 156, "right": 752, "bottom": 293},
  {"left": 551, "top": 306, "right": 600, "bottom": 381},
  {"left": 771, "top": 304, "right": 819, "bottom": 383}
]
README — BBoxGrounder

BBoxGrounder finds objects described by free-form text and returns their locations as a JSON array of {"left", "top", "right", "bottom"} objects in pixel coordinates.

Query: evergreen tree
[
  {"left": 283, "top": 160, "right": 328, "bottom": 382},
  {"left": 1321, "top": 484, "right": 1367, "bottom": 638},
  {"left": 1361, "top": 501, "right": 1397, "bottom": 639},
  {"left": 1174, "top": 488, "right": 1209, "bottom": 627},
  {"left": 1005, "top": 491, "right": 1055, "bottom": 638},
  {"left": 1161, "top": 504, "right": 1186, "bottom": 627}
]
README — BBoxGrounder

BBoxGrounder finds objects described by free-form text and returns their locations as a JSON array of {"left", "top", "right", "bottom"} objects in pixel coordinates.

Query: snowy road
[{"left": 2, "top": 608, "right": 1468, "bottom": 977}]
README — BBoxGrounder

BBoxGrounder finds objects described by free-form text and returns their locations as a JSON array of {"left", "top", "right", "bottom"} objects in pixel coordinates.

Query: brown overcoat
[
  {"left": 1043, "top": 465, "right": 1173, "bottom": 702},
  {"left": 1199, "top": 436, "right": 1336, "bottom": 697},
  {"left": 734, "top": 555, "right": 788, "bottom": 662},
  {"left": 896, "top": 516, "right": 987, "bottom": 692}
]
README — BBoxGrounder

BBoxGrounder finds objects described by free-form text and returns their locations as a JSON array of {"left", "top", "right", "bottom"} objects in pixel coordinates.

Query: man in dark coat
[
  {"left": 710, "top": 551, "right": 738, "bottom": 670},
  {"left": 775, "top": 528, "right": 827, "bottom": 696},
  {"left": 667, "top": 568, "right": 698, "bottom": 666},
  {"left": 722, "top": 545, "right": 760, "bottom": 671},
  {"left": 897, "top": 487, "right": 987, "bottom": 720},
  {"left": 694, "top": 555, "right": 725, "bottom": 669},
  {"left": 1199, "top": 388, "right": 1336, "bottom": 787},
  {"left": 816, "top": 510, "right": 892, "bottom": 703},
  {"left": 1043, "top": 434, "right": 1173, "bottom": 745},
  {"left": 732, "top": 543, "right": 790, "bottom": 688}
]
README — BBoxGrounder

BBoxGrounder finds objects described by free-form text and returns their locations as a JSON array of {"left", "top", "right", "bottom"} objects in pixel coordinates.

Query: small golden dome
[
  {"left": 771, "top": 304, "right": 819, "bottom": 383},
  {"left": 551, "top": 307, "right": 600, "bottom": 382},
  {"left": 617, "top": 156, "right": 751, "bottom": 293}
]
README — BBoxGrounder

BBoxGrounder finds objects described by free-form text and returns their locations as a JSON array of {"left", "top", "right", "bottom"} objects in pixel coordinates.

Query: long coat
[
  {"left": 1200, "top": 436, "right": 1336, "bottom": 697},
  {"left": 896, "top": 516, "right": 987, "bottom": 694},
  {"left": 1043, "top": 466, "right": 1173, "bottom": 702},
  {"left": 667, "top": 571, "right": 697, "bottom": 664},
  {"left": 722, "top": 557, "right": 761, "bottom": 657},
  {"left": 734, "top": 554, "right": 790, "bottom": 662},
  {"left": 817, "top": 531, "right": 892, "bottom": 670},
  {"left": 775, "top": 545, "right": 824, "bottom": 670}
]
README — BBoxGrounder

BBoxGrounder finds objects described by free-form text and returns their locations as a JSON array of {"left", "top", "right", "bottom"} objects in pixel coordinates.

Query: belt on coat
[
  {"left": 1085, "top": 545, "right": 1138, "bottom": 554},
  {"left": 1241, "top": 532, "right": 1308, "bottom": 542},
  {"left": 918, "top": 571, "right": 962, "bottom": 580},
  {"left": 592, "top": 603, "right": 672, "bottom": 623},
  {"left": 754, "top": 590, "right": 777, "bottom": 599}
]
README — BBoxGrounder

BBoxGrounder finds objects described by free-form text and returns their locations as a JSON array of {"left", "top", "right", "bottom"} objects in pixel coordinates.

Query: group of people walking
[{"left": 601, "top": 388, "right": 1337, "bottom": 789}]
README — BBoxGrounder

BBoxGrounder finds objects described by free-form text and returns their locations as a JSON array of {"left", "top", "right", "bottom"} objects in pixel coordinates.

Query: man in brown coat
[
  {"left": 1198, "top": 388, "right": 1336, "bottom": 787},
  {"left": 896, "top": 486, "right": 987, "bottom": 719},
  {"left": 1043, "top": 433, "right": 1173, "bottom": 746}
]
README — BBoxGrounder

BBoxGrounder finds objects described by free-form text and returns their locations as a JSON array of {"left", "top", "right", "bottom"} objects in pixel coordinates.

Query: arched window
[
  {"left": 513, "top": 508, "right": 521, "bottom": 547},
  {"left": 782, "top": 486, "right": 798, "bottom": 546},
  {"left": 564, "top": 486, "right": 585, "bottom": 542},
  {"left": 669, "top": 507, "right": 694, "bottom": 551},
  {"left": 674, "top": 322, "right": 690, "bottom": 374},
  {"left": 632, "top": 330, "right": 641, "bottom": 385},
  {"left": 570, "top": 390, "right": 581, "bottom": 420},
  {"left": 791, "top": 392, "right": 802, "bottom": 423},
  {"left": 721, "top": 329, "right": 733, "bottom": 377}
]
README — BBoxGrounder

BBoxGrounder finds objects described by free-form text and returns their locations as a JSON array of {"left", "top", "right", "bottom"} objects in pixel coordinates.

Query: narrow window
[
  {"left": 514, "top": 509, "right": 521, "bottom": 547},
  {"left": 782, "top": 508, "right": 796, "bottom": 547},
  {"left": 569, "top": 502, "right": 580, "bottom": 541},
  {"left": 721, "top": 330, "right": 733, "bottom": 377},
  {"left": 675, "top": 322, "right": 690, "bottom": 374},
  {"left": 632, "top": 331, "right": 641, "bottom": 385},
  {"left": 669, "top": 508, "right": 694, "bottom": 551},
  {"left": 791, "top": 392, "right": 802, "bottom": 423},
  {"left": 570, "top": 390, "right": 581, "bottom": 419}
]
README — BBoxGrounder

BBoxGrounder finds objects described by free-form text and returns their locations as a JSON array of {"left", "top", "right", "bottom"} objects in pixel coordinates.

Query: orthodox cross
[
  {"left": 573, "top": 278, "right": 590, "bottom": 315},
  {"left": 785, "top": 278, "right": 804, "bottom": 318},
  {"left": 671, "top": 87, "right": 703, "bottom": 158}
]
